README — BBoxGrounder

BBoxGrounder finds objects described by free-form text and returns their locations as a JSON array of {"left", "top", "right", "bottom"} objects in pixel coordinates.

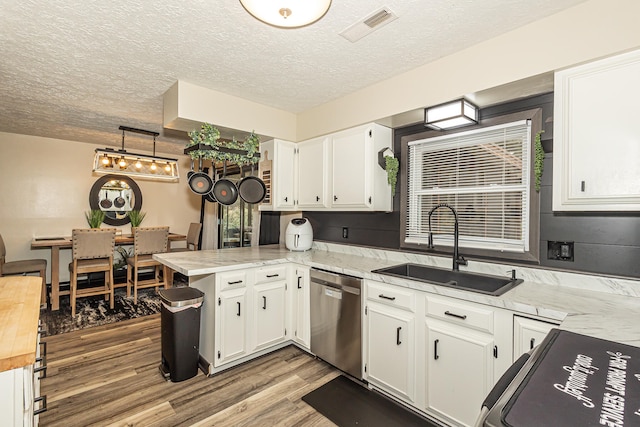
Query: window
[{"left": 405, "top": 119, "right": 532, "bottom": 253}]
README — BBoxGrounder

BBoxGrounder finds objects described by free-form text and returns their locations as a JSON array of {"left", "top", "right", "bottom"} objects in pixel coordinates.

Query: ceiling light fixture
[
  {"left": 424, "top": 98, "right": 479, "bottom": 130},
  {"left": 239, "top": 0, "right": 331, "bottom": 28},
  {"left": 93, "top": 126, "right": 179, "bottom": 181}
]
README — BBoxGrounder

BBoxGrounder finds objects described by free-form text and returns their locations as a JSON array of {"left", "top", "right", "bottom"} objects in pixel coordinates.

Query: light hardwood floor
[{"left": 40, "top": 314, "right": 339, "bottom": 426}]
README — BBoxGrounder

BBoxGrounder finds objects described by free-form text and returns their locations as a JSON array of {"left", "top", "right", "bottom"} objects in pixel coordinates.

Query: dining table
[{"left": 31, "top": 232, "right": 186, "bottom": 311}]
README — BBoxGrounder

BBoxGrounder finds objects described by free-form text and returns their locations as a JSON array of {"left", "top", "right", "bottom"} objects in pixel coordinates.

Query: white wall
[
  {"left": 163, "top": 0, "right": 640, "bottom": 142},
  {"left": 297, "top": 0, "right": 640, "bottom": 140},
  {"left": 0, "top": 132, "right": 205, "bottom": 283}
]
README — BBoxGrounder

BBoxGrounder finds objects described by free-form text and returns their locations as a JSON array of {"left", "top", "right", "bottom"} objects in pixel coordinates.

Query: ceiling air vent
[{"left": 339, "top": 7, "right": 398, "bottom": 43}]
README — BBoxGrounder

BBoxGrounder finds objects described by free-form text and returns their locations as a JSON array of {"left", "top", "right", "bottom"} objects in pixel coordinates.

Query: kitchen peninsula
[
  {"left": 154, "top": 243, "right": 640, "bottom": 426},
  {"left": 154, "top": 243, "right": 640, "bottom": 346}
]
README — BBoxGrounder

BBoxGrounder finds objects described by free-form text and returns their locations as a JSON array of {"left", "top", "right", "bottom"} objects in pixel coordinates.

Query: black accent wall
[{"left": 305, "top": 93, "right": 640, "bottom": 279}]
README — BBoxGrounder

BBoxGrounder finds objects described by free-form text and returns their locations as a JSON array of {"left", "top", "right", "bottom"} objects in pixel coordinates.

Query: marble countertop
[{"left": 154, "top": 244, "right": 640, "bottom": 347}]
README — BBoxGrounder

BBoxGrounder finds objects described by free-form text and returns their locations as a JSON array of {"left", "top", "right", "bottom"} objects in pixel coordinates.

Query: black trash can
[{"left": 158, "top": 287, "right": 204, "bottom": 382}]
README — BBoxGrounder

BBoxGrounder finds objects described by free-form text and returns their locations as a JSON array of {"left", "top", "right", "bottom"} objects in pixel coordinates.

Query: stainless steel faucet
[{"left": 427, "top": 203, "right": 468, "bottom": 271}]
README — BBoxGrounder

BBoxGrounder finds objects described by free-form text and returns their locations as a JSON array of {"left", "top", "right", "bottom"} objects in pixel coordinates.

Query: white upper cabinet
[
  {"left": 330, "top": 123, "right": 393, "bottom": 211},
  {"left": 553, "top": 49, "right": 640, "bottom": 211},
  {"left": 259, "top": 122, "right": 393, "bottom": 212},
  {"left": 297, "top": 136, "right": 329, "bottom": 209},
  {"left": 259, "top": 139, "right": 296, "bottom": 211}
]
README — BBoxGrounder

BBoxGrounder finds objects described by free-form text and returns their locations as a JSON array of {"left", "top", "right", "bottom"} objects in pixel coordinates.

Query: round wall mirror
[{"left": 89, "top": 174, "right": 143, "bottom": 226}]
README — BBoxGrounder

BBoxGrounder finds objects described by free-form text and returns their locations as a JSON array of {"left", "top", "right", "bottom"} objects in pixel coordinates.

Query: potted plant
[
  {"left": 385, "top": 155, "right": 399, "bottom": 196},
  {"left": 127, "top": 210, "right": 146, "bottom": 230},
  {"left": 85, "top": 210, "right": 105, "bottom": 228}
]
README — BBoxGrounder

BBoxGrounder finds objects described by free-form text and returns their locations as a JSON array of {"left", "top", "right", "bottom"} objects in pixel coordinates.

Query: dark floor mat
[{"left": 302, "top": 375, "right": 438, "bottom": 427}]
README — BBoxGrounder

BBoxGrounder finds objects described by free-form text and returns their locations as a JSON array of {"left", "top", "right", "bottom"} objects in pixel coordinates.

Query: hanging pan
[
  {"left": 188, "top": 158, "right": 214, "bottom": 195},
  {"left": 187, "top": 158, "right": 195, "bottom": 180},
  {"left": 204, "top": 189, "right": 217, "bottom": 203},
  {"left": 113, "top": 190, "right": 126, "bottom": 209},
  {"left": 212, "top": 161, "right": 238, "bottom": 205},
  {"left": 99, "top": 190, "right": 112, "bottom": 209},
  {"left": 237, "top": 164, "right": 266, "bottom": 204}
]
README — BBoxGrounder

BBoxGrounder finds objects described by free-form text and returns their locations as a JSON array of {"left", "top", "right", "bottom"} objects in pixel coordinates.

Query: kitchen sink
[{"left": 371, "top": 263, "right": 523, "bottom": 296}]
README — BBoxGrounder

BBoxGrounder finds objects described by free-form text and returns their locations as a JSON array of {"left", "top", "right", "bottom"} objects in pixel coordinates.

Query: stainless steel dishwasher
[{"left": 310, "top": 268, "right": 362, "bottom": 379}]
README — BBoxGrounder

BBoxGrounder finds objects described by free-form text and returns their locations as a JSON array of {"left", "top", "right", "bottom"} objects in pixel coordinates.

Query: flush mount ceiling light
[
  {"left": 424, "top": 98, "right": 479, "bottom": 131},
  {"left": 93, "top": 126, "right": 179, "bottom": 182},
  {"left": 239, "top": 0, "right": 331, "bottom": 28}
]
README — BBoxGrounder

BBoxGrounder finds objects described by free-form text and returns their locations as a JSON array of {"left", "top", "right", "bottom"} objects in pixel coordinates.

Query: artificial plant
[{"left": 85, "top": 210, "right": 105, "bottom": 228}]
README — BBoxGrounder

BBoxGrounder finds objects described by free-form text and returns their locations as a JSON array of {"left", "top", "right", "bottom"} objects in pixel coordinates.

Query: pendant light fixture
[
  {"left": 239, "top": 0, "right": 331, "bottom": 28},
  {"left": 93, "top": 126, "right": 179, "bottom": 181}
]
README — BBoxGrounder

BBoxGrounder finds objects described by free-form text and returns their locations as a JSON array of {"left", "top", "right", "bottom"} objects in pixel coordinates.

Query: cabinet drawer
[
  {"left": 217, "top": 270, "right": 247, "bottom": 290},
  {"left": 255, "top": 265, "right": 287, "bottom": 284},
  {"left": 426, "top": 296, "right": 494, "bottom": 334},
  {"left": 366, "top": 281, "right": 415, "bottom": 312}
]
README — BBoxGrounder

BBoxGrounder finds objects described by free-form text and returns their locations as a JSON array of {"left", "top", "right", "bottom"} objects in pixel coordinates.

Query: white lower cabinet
[
  {"left": 366, "top": 302, "right": 416, "bottom": 403},
  {"left": 193, "top": 263, "right": 309, "bottom": 374},
  {"left": 513, "top": 315, "right": 559, "bottom": 359},
  {"left": 291, "top": 265, "right": 311, "bottom": 349},
  {"left": 425, "top": 319, "right": 494, "bottom": 426},
  {"left": 254, "top": 280, "right": 287, "bottom": 351},
  {"left": 364, "top": 279, "right": 516, "bottom": 427},
  {"left": 215, "top": 286, "right": 248, "bottom": 366},
  {"left": 0, "top": 327, "right": 45, "bottom": 427}
]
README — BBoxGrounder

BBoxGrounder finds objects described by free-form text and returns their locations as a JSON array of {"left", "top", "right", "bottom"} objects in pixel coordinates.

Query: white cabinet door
[
  {"left": 259, "top": 139, "right": 298, "bottom": 211},
  {"left": 215, "top": 287, "right": 247, "bottom": 366},
  {"left": 254, "top": 281, "right": 287, "bottom": 351},
  {"left": 366, "top": 302, "right": 415, "bottom": 403},
  {"left": 292, "top": 266, "right": 311, "bottom": 349},
  {"left": 331, "top": 126, "right": 370, "bottom": 208},
  {"left": 553, "top": 49, "right": 640, "bottom": 211},
  {"left": 297, "top": 137, "right": 329, "bottom": 209},
  {"left": 513, "top": 316, "right": 557, "bottom": 359},
  {"left": 425, "top": 319, "right": 494, "bottom": 427},
  {"left": 273, "top": 139, "right": 297, "bottom": 210}
]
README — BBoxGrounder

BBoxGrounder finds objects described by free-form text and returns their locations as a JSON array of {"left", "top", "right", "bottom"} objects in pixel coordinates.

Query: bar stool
[
  {"left": 127, "top": 226, "right": 170, "bottom": 304},
  {"left": 0, "top": 233, "right": 48, "bottom": 307},
  {"left": 69, "top": 228, "right": 117, "bottom": 317}
]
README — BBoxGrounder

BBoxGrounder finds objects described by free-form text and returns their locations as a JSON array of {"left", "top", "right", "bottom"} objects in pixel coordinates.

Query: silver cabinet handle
[
  {"left": 34, "top": 395, "right": 47, "bottom": 415},
  {"left": 444, "top": 310, "right": 467, "bottom": 320}
]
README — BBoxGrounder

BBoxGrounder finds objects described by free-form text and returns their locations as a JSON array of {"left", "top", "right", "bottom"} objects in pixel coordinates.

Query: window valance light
[
  {"left": 424, "top": 98, "right": 478, "bottom": 130},
  {"left": 239, "top": 0, "right": 332, "bottom": 28},
  {"left": 93, "top": 126, "right": 179, "bottom": 182}
]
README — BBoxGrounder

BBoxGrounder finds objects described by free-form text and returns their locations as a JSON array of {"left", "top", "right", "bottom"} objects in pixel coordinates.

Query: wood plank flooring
[{"left": 40, "top": 314, "right": 339, "bottom": 426}]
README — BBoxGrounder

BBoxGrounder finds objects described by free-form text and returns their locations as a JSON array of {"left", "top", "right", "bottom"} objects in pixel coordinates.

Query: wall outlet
[
  {"left": 342, "top": 227, "right": 349, "bottom": 239},
  {"left": 547, "top": 241, "right": 574, "bottom": 261}
]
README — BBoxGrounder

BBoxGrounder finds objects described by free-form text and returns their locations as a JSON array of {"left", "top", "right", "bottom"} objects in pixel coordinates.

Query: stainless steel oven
[{"left": 309, "top": 268, "right": 362, "bottom": 379}]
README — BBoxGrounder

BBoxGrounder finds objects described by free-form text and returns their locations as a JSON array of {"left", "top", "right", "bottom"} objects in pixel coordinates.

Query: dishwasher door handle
[{"left": 311, "top": 279, "right": 360, "bottom": 296}]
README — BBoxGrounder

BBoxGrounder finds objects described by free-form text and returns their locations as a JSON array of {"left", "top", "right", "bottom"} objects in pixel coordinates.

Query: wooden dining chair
[
  {"left": 69, "top": 228, "right": 117, "bottom": 317},
  {"left": 171, "top": 222, "right": 202, "bottom": 253},
  {"left": 0, "top": 232, "right": 48, "bottom": 307},
  {"left": 167, "top": 222, "right": 201, "bottom": 287},
  {"left": 127, "top": 226, "right": 169, "bottom": 304}
]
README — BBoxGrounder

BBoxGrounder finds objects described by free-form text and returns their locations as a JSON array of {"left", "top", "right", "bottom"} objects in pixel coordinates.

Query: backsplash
[
  {"left": 305, "top": 93, "right": 640, "bottom": 280},
  {"left": 312, "top": 242, "right": 640, "bottom": 298}
]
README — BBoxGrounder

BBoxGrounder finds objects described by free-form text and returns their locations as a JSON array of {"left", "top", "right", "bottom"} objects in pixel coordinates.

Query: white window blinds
[{"left": 406, "top": 120, "right": 532, "bottom": 253}]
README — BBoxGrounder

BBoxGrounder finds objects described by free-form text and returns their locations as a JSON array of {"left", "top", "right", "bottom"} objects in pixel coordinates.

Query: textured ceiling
[{"left": 0, "top": 0, "right": 586, "bottom": 154}]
